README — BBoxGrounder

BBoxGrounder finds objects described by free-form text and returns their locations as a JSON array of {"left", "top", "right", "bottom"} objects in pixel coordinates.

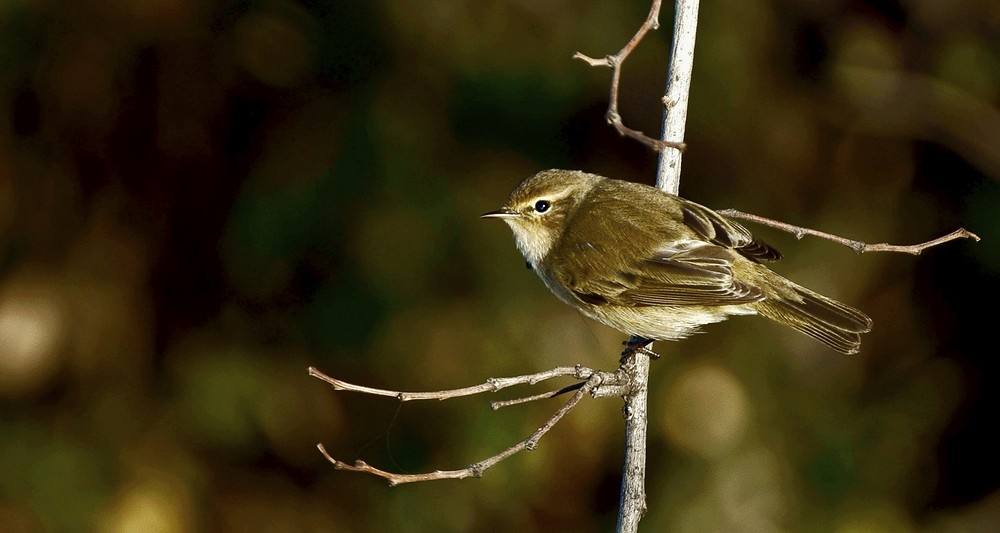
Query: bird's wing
[
  {"left": 563, "top": 240, "right": 765, "bottom": 307},
  {"left": 680, "top": 201, "right": 782, "bottom": 263}
]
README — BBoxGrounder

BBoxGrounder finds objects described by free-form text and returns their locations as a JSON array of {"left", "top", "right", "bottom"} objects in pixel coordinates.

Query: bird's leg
[{"left": 621, "top": 336, "right": 660, "bottom": 363}]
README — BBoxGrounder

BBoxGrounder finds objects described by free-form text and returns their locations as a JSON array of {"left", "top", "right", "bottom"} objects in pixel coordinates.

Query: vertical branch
[
  {"left": 615, "top": 347, "right": 651, "bottom": 533},
  {"left": 618, "top": 2, "right": 700, "bottom": 532},
  {"left": 657, "top": 0, "right": 700, "bottom": 195}
]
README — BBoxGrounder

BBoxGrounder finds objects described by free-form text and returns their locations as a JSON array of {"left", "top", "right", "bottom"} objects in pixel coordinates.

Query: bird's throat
[{"left": 507, "top": 222, "right": 554, "bottom": 267}]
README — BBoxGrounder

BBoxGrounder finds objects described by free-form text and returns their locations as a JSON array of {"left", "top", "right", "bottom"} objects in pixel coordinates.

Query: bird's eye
[{"left": 534, "top": 200, "right": 551, "bottom": 213}]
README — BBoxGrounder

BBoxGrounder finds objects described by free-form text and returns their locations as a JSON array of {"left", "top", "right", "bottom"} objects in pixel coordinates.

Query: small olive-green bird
[{"left": 482, "top": 169, "right": 872, "bottom": 354}]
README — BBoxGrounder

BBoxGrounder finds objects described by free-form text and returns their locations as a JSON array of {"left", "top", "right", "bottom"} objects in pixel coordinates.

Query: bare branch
[
  {"left": 656, "top": 0, "right": 701, "bottom": 195},
  {"left": 573, "top": 0, "right": 685, "bottom": 153},
  {"left": 716, "top": 210, "right": 980, "bottom": 255},
  {"left": 614, "top": 0, "right": 702, "bottom": 529},
  {"left": 316, "top": 372, "right": 609, "bottom": 486},
  {"left": 308, "top": 365, "right": 595, "bottom": 401},
  {"left": 615, "top": 341, "right": 652, "bottom": 532},
  {"left": 491, "top": 381, "right": 585, "bottom": 410}
]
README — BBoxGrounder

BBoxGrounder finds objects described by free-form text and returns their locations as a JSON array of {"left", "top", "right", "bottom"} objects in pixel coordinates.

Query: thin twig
[
  {"left": 717, "top": 209, "right": 981, "bottom": 255},
  {"left": 573, "top": 0, "right": 685, "bottom": 153},
  {"left": 308, "top": 365, "right": 595, "bottom": 401},
  {"left": 316, "top": 372, "right": 606, "bottom": 486},
  {"left": 490, "top": 381, "right": 586, "bottom": 410}
]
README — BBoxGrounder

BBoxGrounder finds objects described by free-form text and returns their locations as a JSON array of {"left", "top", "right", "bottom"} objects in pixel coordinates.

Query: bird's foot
[{"left": 620, "top": 336, "right": 660, "bottom": 363}]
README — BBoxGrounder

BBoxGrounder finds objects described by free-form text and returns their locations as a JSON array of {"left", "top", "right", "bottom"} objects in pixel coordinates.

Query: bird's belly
[{"left": 580, "top": 303, "right": 756, "bottom": 341}]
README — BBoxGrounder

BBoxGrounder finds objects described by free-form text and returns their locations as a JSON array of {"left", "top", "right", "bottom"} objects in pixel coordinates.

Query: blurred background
[{"left": 1, "top": 0, "right": 997, "bottom": 531}]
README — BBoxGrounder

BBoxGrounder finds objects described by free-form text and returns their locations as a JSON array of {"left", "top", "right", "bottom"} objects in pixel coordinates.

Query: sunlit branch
[
  {"left": 490, "top": 381, "right": 586, "bottom": 410},
  {"left": 315, "top": 372, "right": 615, "bottom": 486},
  {"left": 308, "top": 365, "right": 595, "bottom": 401},
  {"left": 717, "top": 210, "right": 980, "bottom": 254},
  {"left": 573, "top": 0, "right": 685, "bottom": 153}
]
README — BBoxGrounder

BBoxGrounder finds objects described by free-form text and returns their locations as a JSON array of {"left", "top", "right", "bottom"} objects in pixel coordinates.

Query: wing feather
[
  {"left": 566, "top": 240, "right": 764, "bottom": 307},
  {"left": 681, "top": 202, "right": 782, "bottom": 263}
]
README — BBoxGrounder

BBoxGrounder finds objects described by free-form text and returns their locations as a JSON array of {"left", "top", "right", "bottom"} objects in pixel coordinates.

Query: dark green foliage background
[{"left": 1, "top": 1, "right": 997, "bottom": 531}]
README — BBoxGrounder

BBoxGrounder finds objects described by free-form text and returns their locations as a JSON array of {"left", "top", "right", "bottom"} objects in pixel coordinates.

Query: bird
[{"left": 482, "top": 169, "right": 873, "bottom": 355}]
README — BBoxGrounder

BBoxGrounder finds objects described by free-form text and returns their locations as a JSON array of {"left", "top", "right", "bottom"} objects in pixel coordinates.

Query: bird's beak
[{"left": 481, "top": 207, "right": 519, "bottom": 219}]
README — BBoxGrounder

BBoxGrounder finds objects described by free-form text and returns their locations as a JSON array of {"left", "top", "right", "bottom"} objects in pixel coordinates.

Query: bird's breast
[{"left": 533, "top": 265, "right": 582, "bottom": 309}]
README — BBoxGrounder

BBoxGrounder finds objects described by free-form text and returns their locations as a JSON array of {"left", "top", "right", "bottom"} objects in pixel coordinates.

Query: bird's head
[{"left": 482, "top": 169, "right": 603, "bottom": 265}]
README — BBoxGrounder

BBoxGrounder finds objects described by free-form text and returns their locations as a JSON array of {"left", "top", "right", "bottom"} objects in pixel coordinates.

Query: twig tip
[
  {"left": 572, "top": 52, "right": 609, "bottom": 67},
  {"left": 316, "top": 442, "right": 339, "bottom": 465}
]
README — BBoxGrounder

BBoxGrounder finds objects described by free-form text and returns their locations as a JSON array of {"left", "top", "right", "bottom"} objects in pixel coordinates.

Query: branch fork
[
  {"left": 310, "top": 365, "right": 627, "bottom": 486},
  {"left": 573, "top": 0, "right": 685, "bottom": 153}
]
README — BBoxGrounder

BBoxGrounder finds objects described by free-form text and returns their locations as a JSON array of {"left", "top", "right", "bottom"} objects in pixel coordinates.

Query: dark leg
[{"left": 620, "top": 336, "right": 660, "bottom": 363}]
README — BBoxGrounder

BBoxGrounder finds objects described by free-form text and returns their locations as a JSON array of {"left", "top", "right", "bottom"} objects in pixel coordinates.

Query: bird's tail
[{"left": 754, "top": 278, "right": 873, "bottom": 355}]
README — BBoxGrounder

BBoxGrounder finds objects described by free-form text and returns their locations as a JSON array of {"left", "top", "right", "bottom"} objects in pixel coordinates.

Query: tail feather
[{"left": 755, "top": 281, "right": 873, "bottom": 355}]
